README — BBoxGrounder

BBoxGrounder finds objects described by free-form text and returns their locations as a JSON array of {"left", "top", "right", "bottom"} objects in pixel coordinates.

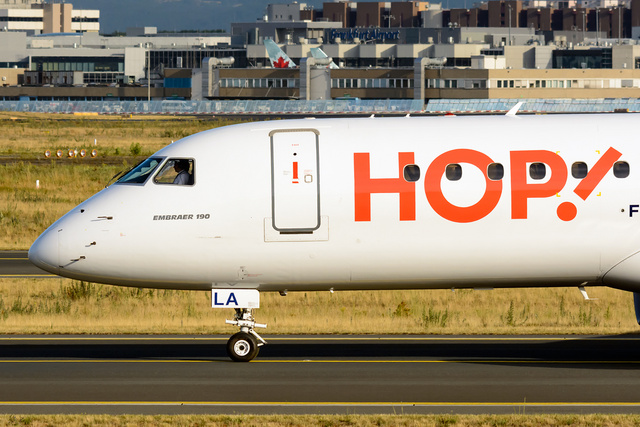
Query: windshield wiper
[{"left": 105, "top": 167, "right": 132, "bottom": 188}]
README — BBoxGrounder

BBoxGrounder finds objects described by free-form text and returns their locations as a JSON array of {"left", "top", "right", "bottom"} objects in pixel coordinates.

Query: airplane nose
[{"left": 28, "top": 228, "right": 59, "bottom": 275}]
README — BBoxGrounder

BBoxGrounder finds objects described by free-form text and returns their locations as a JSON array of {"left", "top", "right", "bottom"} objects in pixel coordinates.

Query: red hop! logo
[{"left": 274, "top": 56, "right": 290, "bottom": 68}]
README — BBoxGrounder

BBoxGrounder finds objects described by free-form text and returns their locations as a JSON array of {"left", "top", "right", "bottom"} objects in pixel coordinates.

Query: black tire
[{"left": 227, "top": 332, "right": 259, "bottom": 362}]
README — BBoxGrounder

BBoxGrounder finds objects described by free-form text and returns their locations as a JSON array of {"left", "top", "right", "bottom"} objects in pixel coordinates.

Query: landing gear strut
[{"left": 225, "top": 308, "right": 266, "bottom": 362}]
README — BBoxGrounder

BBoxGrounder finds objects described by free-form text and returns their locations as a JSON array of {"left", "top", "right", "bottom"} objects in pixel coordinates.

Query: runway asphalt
[
  {"left": 2, "top": 251, "right": 640, "bottom": 415},
  {"left": 0, "top": 335, "right": 639, "bottom": 415},
  {"left": 0, "top": 250, "right": 53, "bottom": 278}
]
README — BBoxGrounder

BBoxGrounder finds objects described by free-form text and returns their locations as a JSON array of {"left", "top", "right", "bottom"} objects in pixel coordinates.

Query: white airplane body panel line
[{"left": 29, "top": 115, "right": 640, "bottom": 293}]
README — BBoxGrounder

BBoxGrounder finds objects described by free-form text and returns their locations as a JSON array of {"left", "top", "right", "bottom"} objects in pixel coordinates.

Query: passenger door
[{"left": 270, "top": 129, "right": 320, "bottom": 233}]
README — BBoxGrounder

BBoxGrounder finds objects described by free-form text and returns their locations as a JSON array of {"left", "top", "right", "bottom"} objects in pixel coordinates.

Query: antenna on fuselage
[{"left": 506, "top": 102, "right": 523, "bottom": 117}]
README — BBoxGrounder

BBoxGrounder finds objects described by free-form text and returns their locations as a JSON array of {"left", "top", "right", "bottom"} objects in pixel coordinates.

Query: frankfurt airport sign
[{"left": 329, "top": 28, "right": 401, "bottom": 42}]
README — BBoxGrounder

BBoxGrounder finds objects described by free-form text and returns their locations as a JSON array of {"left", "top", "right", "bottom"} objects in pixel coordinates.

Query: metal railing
[
  {"left": 426, "top": 98, "right": 640, "bottom": 114},
  {"left": 0, "top": 99, "right": 425, "bottom": 115},
  {"left": 1, "top": 98, "right": 638, "bottom": 115}
]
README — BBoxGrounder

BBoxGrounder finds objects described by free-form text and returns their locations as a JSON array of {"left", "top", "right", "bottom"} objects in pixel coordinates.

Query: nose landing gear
[{"left": 225, "top": 308, "right": 266, "bottom": 362}]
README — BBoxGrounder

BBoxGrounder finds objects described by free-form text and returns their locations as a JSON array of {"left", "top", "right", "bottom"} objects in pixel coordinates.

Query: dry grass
[
  {"left": 0, "top": 279, "right": 636, "bottom": 335},
  {"left": 0, "top": 414, "right": 639, "bottom": 426},
  {"left": 0, "top": 111, "right": 246, "bottom": 157}
]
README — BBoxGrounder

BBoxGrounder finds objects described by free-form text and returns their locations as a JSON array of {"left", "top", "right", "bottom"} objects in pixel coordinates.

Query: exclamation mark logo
[
  {"left": 556, "top": 147, "right": 622, "bottom": 221},
  {"left": 292, "top": 161, "right": 299, "bottom": 184}
]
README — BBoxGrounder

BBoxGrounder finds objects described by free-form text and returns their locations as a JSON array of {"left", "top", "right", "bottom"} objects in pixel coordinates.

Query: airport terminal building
[{"left": 2, "top": 0, "right": 640, "bottom": 103}]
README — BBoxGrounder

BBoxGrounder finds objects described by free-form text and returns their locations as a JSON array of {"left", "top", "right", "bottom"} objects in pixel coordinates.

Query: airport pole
[
  {"left": 147, "top": 49, "right": 151, "bottom": 103},
  {"left": 596, "top": 8, "right": 599, "bottom": 46},
  {"left": 618, "top": 5, "right": 622, "bottom": 44},
  {"left": 386, "top": 14, "right": 394, "bottom": 28},
  {"left": 508, "top": 4, "right": 512, "bottom": 46}
]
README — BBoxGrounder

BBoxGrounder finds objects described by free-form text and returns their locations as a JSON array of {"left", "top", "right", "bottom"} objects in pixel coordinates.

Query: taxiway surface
[
  {"left": 0, "top": 335, "right": 639, "bottom": 414},
  {"left": 2, "top": 252, "right": 640, "bottom": 414},
  {"left": 0, "top": 251, "right": 52, "bottom": 278}
]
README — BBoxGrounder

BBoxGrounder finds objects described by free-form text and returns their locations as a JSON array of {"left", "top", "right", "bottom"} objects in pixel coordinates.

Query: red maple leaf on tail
[{"left": 274, "top": 57, "right": 290, "bottom": 68}]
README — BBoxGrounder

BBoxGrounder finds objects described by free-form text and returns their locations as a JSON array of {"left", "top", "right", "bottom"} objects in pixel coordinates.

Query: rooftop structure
[
  {"left": 0, "top": 0, "right": 43, "bottom": 9},
  {"left": 0, "top": 1, "right": 99, "bottom": 34},
  {"left": 235, "top": 1, "right": 637, "bottom": 40}
]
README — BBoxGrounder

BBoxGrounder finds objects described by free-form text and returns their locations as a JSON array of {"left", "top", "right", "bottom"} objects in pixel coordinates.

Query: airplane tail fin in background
[
  {"left": 264, "top": 39, "right": 296, "bottom": 68},
  {"left": 310, "top": 47, "right": 339, "bottom": 69}
]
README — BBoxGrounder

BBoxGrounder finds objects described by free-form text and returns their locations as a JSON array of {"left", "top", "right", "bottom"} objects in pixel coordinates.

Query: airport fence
[
  {"left": 0, "top": 99, "right": 424, "bottom": 115},
  {"left": 426, "top": 98, "right": 640, "bottom": 114},
  {"left": 0, "top": 98, "right": 638, "bottom": 115}
]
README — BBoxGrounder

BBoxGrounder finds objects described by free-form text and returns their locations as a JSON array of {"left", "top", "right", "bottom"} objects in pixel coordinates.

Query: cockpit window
[
  {"left": 154, "top": 158, "right": 195, "bottom": 185},
  {"left": 116, "top": 157, "right": 163, "bottom": 184}
]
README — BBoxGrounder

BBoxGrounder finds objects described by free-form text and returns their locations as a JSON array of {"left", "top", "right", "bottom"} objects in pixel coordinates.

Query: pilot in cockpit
[{"left": 172, "top": 159, "right": 191, "bottom": 185}]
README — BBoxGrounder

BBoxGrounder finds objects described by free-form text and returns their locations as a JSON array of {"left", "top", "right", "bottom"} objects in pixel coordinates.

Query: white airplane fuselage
[{"left": 28, "top": 114, "right": 640, "bottom": 294}]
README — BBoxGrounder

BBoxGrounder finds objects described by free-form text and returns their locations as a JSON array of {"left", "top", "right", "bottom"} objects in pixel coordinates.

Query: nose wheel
[
  {"left": 227, "top": 332, "right": 259, "bottom": 362},
  {"left": 225, "top": 308, "right": 266, "bottom": 362}
]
